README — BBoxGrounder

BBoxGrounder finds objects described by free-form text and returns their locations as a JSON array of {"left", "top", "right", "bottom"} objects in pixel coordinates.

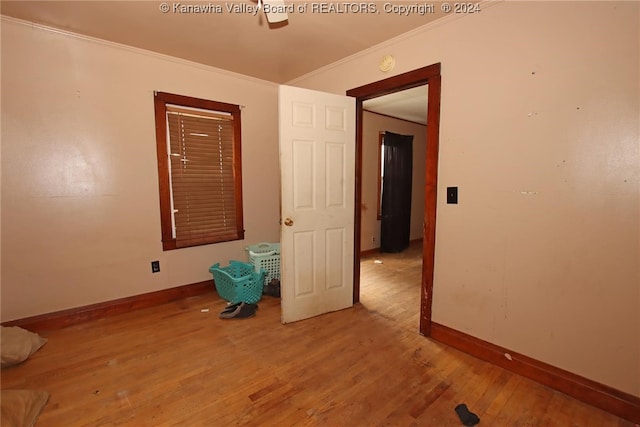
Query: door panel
[
  {"left": 293, "top": 140, "right": 314, "bottom": 209},
  {"left": 279, "top": 85, "right": 355, "bottom": 323}
]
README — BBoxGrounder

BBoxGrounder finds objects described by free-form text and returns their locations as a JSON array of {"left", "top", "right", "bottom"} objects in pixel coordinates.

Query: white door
[{"left": 279, "top": 85, "right": 355, "bottom": 323}]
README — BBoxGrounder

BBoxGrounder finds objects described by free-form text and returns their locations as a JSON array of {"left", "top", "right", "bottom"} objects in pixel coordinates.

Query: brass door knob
[{"left": 284, "top": 218, "right": 294, "bottom": 226}]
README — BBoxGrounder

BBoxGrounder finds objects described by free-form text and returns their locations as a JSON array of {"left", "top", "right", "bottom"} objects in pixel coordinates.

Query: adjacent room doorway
[{"left": 347, "top": 63, "right": 442, "bottom": 336}]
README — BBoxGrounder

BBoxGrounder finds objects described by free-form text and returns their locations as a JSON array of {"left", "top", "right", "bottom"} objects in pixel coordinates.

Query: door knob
[{"left": 284, "top": 218, "right": 294, "bottom": 226}]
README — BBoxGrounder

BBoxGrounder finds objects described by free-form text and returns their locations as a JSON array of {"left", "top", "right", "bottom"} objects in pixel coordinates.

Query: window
[{"left": 154, "top": 92, "right": 244, "bottom": 250}]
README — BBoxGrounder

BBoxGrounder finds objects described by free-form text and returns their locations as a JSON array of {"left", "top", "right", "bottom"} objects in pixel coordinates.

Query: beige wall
[
  {"left": 291, "top": 2, "right": 640, "bottom": 396},
  {"left": 361, "top": 111, "right": 426, "bottom": 251},
  {"left": 1, "top": 19, "right": 281, "bottom": 321}
]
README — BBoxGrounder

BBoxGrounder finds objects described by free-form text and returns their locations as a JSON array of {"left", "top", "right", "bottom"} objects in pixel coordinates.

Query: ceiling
[
  {"left": 363, "top": 85, "right": 428, "bottom": 125},
  {"left": 1, "top": 0, "right": 443, "bottom": 122}
]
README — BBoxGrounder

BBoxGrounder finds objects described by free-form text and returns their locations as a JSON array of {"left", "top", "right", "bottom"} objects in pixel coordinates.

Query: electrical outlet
[
  {"left": 372, "top": 236, "right": 376, "bottom": 243},
  {"left": 151, "top": 260, "right": 160, "bottom": 273}
]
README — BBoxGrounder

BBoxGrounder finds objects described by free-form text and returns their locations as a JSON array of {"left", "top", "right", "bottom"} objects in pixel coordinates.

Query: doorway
[
  {"left": 358, "top": 94, "right": 426, "bottom": 326},
  {"left": 347, "top": 63, "right": 442, "bottom": 336}
]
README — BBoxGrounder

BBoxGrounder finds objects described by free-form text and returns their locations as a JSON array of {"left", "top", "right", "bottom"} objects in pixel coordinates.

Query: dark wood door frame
[{"left": 347, "top": 63, "right": 442, "bottom": 336}]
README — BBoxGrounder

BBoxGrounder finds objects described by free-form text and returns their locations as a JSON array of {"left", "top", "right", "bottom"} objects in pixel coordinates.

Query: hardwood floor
[
  {"left": 2, "top": 242, "right": 634, "bottom": 426},
  {"left": 360, "top": 241, "right": 424, "bottom": 334}
]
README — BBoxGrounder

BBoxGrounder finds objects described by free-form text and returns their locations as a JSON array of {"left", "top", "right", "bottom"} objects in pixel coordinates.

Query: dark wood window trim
[
  {"left": 376, "top": 131, "right": 384, "bottom": 220},
  {"left": 153, "top": 91, "right": 244, "bottom": 251}
]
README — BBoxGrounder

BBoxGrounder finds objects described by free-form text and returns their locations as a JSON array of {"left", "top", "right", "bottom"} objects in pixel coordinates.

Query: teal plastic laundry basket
[{"left": 209, "top": 260, "right": 266, "bottom": 304}]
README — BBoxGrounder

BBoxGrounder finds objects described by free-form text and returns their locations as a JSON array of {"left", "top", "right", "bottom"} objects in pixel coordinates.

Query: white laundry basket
[{"left": 246, "top": 242, "right": 280, "bottom": 287}]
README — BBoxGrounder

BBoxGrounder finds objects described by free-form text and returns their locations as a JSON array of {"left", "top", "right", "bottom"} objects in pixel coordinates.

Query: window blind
[{"left": 166, "top": 110, "right": 238, "bottom": 248}]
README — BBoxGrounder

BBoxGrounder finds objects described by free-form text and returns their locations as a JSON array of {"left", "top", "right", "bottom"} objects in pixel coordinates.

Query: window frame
[
  {"left": 377, "top": 131, "right": 384, "bottom": 220},
  {"left": 153, "top": 91, "right": 244, "bottom": 251}
]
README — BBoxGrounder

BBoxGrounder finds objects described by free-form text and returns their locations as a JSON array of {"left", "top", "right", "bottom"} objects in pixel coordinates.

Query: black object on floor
[
  {"left": 219, "top": 302, "right": 258, "bottom": 319},
  {"left": 455, "top": 403, "right": 480, "bottom": 426},
  {"left": 220, "top": 301, "right": 243, "bottom": 314},
  {"left": 263, "top": 278, "right": 281, "bottom": 298}
]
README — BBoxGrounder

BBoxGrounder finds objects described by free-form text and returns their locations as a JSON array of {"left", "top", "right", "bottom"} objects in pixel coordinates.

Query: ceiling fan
[{"left": 256, "top": 0, "right": 289, "bottom": 24}]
